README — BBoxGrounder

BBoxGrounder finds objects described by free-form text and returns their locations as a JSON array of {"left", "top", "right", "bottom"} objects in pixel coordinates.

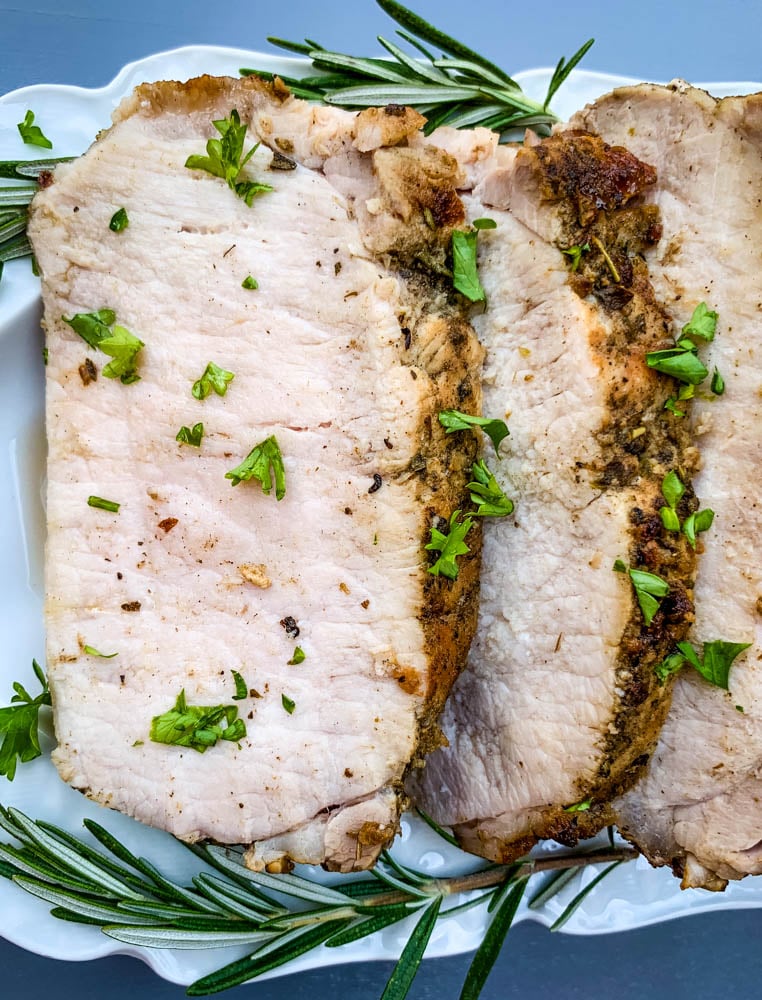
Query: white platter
[{"left": 1, "top": 45, "right": 762, "bottom": 987}]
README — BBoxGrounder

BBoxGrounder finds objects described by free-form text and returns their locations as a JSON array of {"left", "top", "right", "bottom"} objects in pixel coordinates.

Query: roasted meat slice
[
  {"left": 414, "top": 127, "right": 697, "bottom": 862},
  {"left": 575, "top": 82, "right": 762, "bottom": 888},
  {"left": 29, "top": 76, "right": 483, "bottom": 872}
]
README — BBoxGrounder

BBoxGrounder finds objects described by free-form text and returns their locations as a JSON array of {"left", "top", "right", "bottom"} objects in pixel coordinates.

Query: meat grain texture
[
  {"left": 576, "top": 82, "right": 762, "bottom": 888},
  {"left": 29, "top": 76, "right": 483, "bottom": 871},
  {"left": 414, "top": 125, "right": 697, "bottom": 861}
]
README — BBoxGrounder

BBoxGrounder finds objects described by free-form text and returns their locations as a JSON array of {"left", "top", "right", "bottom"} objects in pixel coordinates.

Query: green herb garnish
[
  {"left": 16, "top": 111, "right": 52, "bottom": 149},
  {"left": 231, "top": 671, "right": 248, "bottom": 701},
  {"left": 185, "top": 110, "right": 273, "bottom": 206},
  {"left": 438, "top": 409, "right": 509, "bottom": 455},
  {"left": 150, "top": 690, "right": 246, "bottom": 753},
  {"left": 225, "top": 435, "right": 286, "bottom": 498},
  {"left": 288, "top": 647, "right": 306, "bottom": 665},
  {"left": 176, "top": 422, "right": 204, "bottom": 447},
  {"left": 711, "top": 368, "right": 725, "bottom": 395},
  {"left": 109, "top": 208, "right": 129, "bottom": 232},
  {"left": 563, "top": 799, "right": 592, "bottom": 813},
  {"left": 647, "top": 302, "right": 718, "bottom": 387},
  {"left": 281, "top": 694, "right": 296, "bottom": 714},
  {"left": 0, "top": 661, "right": 51, "bottom": 780},
  {"left": 682, "top": 508, "right": 714, "bottom": 549},
  {"left": 242, "top": 275, "right": 259, "bottom": 290},
  {"left": 452, "top": 218, "right": 495, "bottom": 302},
  {"left": 192, "top": 362, "right": 235, "bottom": 400},
  {"left": 561, "top": 243, "right": 590, "bottom": 271},
  {"left": 613, "top": 560, "right": 669, "bottom": 627},
  {"left": 247, "top": 0, "right": 593, "bottom": 137},
  {"left": 426, "top": 510, "right": 473, "bottom": 580},
  {"left": 659, "top": 470, "right": 684, "bottom": 532},
  {"left": 63, "top": 309, "right": 143, "bottom": 384},
  {"left": 655, "top": 640, "right": 751, "bottom": 690},
  {"left": 87, "top": 496, "right": 120, "bottom": 513},
  {"left": 468, "top": 460, "right": 514, "bottom": 517},
  {"left": 682, "top": 302, "right": 717, "bottom": 342},
  {"left": 83, "top": 646, "right": 118, "bottom": 659}
]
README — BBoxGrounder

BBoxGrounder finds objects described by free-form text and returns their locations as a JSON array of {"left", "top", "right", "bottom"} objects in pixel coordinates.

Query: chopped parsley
[
  {"left": 563, "top": 799, "right": 591, "bottom": 813},
  {"left": 426, "top": 510, "right": 473, "bottom": 581},
  {"left": 468, "top": 460, "right": 514, "bottom": 517},
  {"left": 287, "top": 647, "right": 306, "bottom": 665},
  {"left": 109, "top": 208, "right": 129, "bottom": 232},
  {"left": 711, "top": 368, "right": 725, "bottom": 396},
  {"left": 150, "top": 690, "right": 246, "bottom": 753},
  {"left": 281, "top": 694, "right": 296, "bottom": 714},
  {"left": 647, "top": 302, "right": 718, "bottom": 387},
  {"left": 242, "top": 275, "right": 259, "bottom": 290},
  {"left": 63, "top": 309, "right": 143, "bottom": 384},
  {"left": 87, "top": 495, "right": 120, "bottom": 513},
  {"left": 561, "top": 243, "right": 590, "bottom": 271},
  {"left": 0, "top": 661, "right": 51, "bottom": 780},
  {"left": 655, "top": 640, "right": 751, "bottom": 690},
  {"left": 231, "top": 670, "right": 248, "bottom": 700},
  {"left": 17, "top": 110, "right": 52, "bottom": 149},
  {"left": 192, "top": 362, "right": 235, "bottom": 400},
  {"left": 438, "top": 409, "right": 509, "bottom": 455},
  {"left": 83, "top": 645, "right": 118, "bottom": 659},
  {"left": 659, "top": 470, "right": 684, "bottom": 532},
  {"left": 225, "top": 435, "right": 286, "bottom": 499},
  {"left": 613, "top": 560, "right": 669, "bottom": 627},
  {"left": 176, "top": 422, "right": 204, "bottom": 447},
  {"left": 451, "top": 218, "right": 495, "bottom": 303},
  {"left": 185, "top": 109, "right": 273, "bottom": 206},
  {"left": 682, "top": 508, "right": 714, "bottom": 549}
]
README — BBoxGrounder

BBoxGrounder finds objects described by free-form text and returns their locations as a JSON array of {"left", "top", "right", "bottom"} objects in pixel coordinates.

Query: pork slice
[
  {"left": 574, "top": 83, "right": 762, "bottom": 887},
  {"left": 414, "top": 129, "right": 697, "bottom": 861},
  {"left": 29, "top": 75, "right": 483, "bottom": 872}
]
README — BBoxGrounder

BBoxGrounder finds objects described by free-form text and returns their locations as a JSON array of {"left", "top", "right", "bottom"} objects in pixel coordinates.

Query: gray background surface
[{"left": 1, "top": 1, "right": 761, "bottom": 997}]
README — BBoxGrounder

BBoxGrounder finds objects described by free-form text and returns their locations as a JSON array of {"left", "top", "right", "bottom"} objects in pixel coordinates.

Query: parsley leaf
[
  {"left": 468, "top": 460, "right": 514, "bottom": 517},
  {"left": 109, "top": 208, "right": 129, "bottom": 232},
  {"left": 231, "top": 671, "right": 248, "bottom": 700},
  {"left": 426, "top": 510, "right": 473, "bottom": 580},
  {"left": 83, "top": 645, "right": 118, "bottom": 659},
  {"left": 438, "top": 409, "right": 509, "bottom": 455},
  {"left": 682, "top": 508, "right": 714, "bottom": 548},
  {"left": 0, "top": 661, "right": 51, "bottom": 781},
  {"left": 288, "top": 647, "right": 306, "bottom": 665},
  {"left": 711, "top": 368, "right": 725, "bottom": 395},
  {"left": 176, "top": 422, "right": 204, "bottom": 447},
  {"left": 17, "top": 110, "right": 52, "bottom": 149},
  {"left": 63, "top": 310, "right": 142, "bottom": 384},
  {"left": 185, "top": 109, "right": 273, "bottom": 206},
  {"left": 561, "top": 242, "right": 590, "bottom": 271},
  {"left": 613, "top": 561, "right": 669, "bottom": 626},
  {"left": 563, "top": 799, "right": 591, "bottom": 813},
  {"left": 282, "top": 694, "right": 296, "bottom": 714},
  {"left": 225, "top": 435, "right": 286, "bottom": 499},
  {"left": 682, "top": 302, "right": 718, "bottom": 342},
  {"left": 98, "top": 325, "right": 144, "bottom": 384},
  {"left": 192, "top": 362, "right": 235, "bottom": 400},
  {"left": 660, "top": 470, "right": 684, "bottom": 532},
  {"left": 646, "top": 347, "right": 708, "bottom": 385},
  {"left": 150, "top": 689, "right": 246, "bottom": 753},
  {"left": 451, "top": 221, "right": 494, "bottom": 303},
  {"left": 242, "top": 275, "right": 259, "bottom": 290},
  {"left": 63, "top": 309, "right": 116, "bottom": 349},
  {"left": 657, "top": 640, "right": 752, "bottom": 690}
]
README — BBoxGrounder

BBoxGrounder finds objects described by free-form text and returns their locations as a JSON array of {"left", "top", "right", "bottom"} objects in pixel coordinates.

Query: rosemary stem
[{"left": 362, "top": 847, "right": 638, "bottom": 907}]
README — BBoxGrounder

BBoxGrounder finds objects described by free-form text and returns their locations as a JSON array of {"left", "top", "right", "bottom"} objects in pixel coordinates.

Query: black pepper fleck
[
  {"left": 280, "top": 616, "right": 300, "bottom": 638},
  {"left": 368, "top": 474, "right": 383, "bottom": 494}
]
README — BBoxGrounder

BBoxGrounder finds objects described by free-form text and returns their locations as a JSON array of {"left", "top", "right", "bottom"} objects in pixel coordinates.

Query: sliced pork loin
[
  {"left": 414, "top": 127, "right": 697, "bottom": 861},
  {"left": 575, "top": 82, "right": 762, "bottom": 888},
  {"left": 29, "top": 75, "right": 484, "bottom": 872}
]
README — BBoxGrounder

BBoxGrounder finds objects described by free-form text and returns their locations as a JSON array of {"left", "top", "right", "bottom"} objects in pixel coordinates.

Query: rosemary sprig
[
  {"left": 0, "top": 805, "right": 635, "bottom": 997},
  {"left": 243, "top": 0, "right": 593, "bottom": 136}
]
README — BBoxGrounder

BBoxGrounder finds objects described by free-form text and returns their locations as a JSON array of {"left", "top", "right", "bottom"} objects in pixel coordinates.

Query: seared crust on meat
[{"left": 31, "top": 75, "right": 482, "bottom": 872}]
